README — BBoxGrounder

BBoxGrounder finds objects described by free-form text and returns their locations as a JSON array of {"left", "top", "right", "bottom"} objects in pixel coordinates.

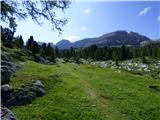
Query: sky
[{"left": 1, "top": 0, "right": 160, "bottom": 44}]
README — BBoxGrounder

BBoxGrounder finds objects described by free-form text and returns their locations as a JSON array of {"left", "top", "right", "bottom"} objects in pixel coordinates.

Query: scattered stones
[
  {"left": 63, "top": 58, "right": 69, "bottom": 62},
  {"left": 79, "top": 58, "right": 160, "bottom": 79}
]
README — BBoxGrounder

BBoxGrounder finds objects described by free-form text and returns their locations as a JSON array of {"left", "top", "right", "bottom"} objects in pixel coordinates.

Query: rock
[
  {"left": 1, "top": 106, "right": 16, "bottom": 120},
  {"left": 34, "top": 87, "right": 45, "bottom": 97},
  {"left": 33, "top": 55, "right": 49, "bottom": 64},
  {"left": 1, "top": 61, "right": 21, "bottom": 73},
  {"left": 1, "top": 84, "right": 13, "bottom": 93},
  {"left": 32, "top": 80, "right": 44, "bottom": 88},
  {"left": 1, "top": 68, "right": 11, "bottom": 85},
  {"left": 144, "top": 67, "right": 150, "bottom": 72},
  {"left": 1, "top": 58, "right": 21, "bottom": 85},
  {"left": 1, "top": 80, "right": 45, "bottom": 107},
  {"left": 92, "top": 104, "right": 96, "bottom": 107},
  {"left": 63, "top": 58, "right": 69, "bottom": 62},
  {"left": 126, "top": 66, "right": 132, "bottom": 71},
  {"left": 1, "top": 54, "right": 12, "bottom": 61},
  {"left": 1, "top": 84, "right": 14, "bottom": 107}
]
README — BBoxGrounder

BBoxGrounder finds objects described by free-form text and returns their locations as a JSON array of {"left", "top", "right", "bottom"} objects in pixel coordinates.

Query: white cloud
[
  {"left": 82, "top": 26, "right": 86, "bottom": 31},
  {"left": 84, "top": 8, "right": 91, "bottom": 14},
  {"left": 158, "top": 16, "right": 160, "bottom": 20},
  {"left": 138, "top": 7, "right": 151, "bottom": 16},
  {"left": 65, "top": 35, "right": 80, "bottom": 41}
]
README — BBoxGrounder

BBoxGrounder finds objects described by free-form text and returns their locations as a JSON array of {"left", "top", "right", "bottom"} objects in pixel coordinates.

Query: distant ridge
[{"left": 55, "top": 30, "right": 151, "bottom": 49}]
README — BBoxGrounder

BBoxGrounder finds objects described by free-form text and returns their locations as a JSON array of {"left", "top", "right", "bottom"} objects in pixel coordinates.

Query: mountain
[
  {"left": 55, "top": 30, "right": 151, "bottom": 49},
  {"left": 55, "top": 39, "right": 71, "bottom": 49}
]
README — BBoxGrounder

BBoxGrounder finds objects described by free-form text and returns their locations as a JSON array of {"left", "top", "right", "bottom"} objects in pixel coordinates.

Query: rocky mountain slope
[
  {"left": 56, "top": 30, "right": 151, "bottom": 49},
  {"left": 55, "top": 39, "right": 72, "bottom": 49}
]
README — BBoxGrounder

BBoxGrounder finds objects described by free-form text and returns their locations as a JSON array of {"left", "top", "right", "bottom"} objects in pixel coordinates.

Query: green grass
[{"left": 10, "top": 61, "right": 160, "bottom": 120}]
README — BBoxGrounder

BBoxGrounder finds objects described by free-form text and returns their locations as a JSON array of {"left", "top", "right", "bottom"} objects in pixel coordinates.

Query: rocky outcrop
[
  {"left": 1, "top": 106, "right": 16, "bottom": 120},
  {"left": 1, "top": 54, "right": 45, "bottom": 120},
  {"left": 32, "top": 55, "right": 50, "bottom": 64},
  {"left": 1, "top": 80, "right": 45, "bottom": 108},
  {"left": 1, "top": 54, "right": 21, "bottom": 85}
]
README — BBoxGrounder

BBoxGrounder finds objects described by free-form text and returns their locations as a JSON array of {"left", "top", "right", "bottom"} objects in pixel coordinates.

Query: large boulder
[
  {"left": 1, "top": 54, "right": 21, "bottom": 85},
  {"left": 1, "top": 67, "right": 11, "bottom": 85},
  {"left": 1, "top": 54, "right": 12, "bottom": 61},
  {"left": 1, "top": 106, "right": 16, "bottom": 120},
  {"left": 1, "top": 80, "right": 45, "bottom": 108},
  {"left": 32, "top": 55, "right": 50, "bottom": 64},
  {"left": 1, "top": 84, "right": 13, "bottom": 93}
]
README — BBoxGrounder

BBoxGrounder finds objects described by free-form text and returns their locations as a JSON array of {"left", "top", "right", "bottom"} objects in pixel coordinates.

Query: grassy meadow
[{"left": 10, "top": 61, "right": 160, "bottom": 120}]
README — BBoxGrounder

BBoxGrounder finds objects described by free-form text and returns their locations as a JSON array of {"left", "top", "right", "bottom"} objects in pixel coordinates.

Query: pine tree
[
  {"left": 26, "top": 36, "right": 34, "bottom": 51},
  {"left": 42, "top": 43, "right": 47, "bottom": 55},
  {"left": 89, "top": 45, "right": 98, "bottom": 59},
  {"left": 1, "top": 27, "right": 14, "bottom": 48},
  {"left": 55, "top": 46, "right": 60, "bottom": 58},
  {"left": 15, "top": 35, "right": 24, "bottom": 48},
  {"left": 46, "top": 43, "right": 53, "bottom": 57},
  {"left": 50, "top": 48, "right": 56, "bottom": 62},
  {"left": 32, "top": 41, "right": 40, "bottom": 54},
  {"left": 40, "top": 49, "right": 46, "bottom": 58},
  {"left": 121, "top": 44, "right": 127, "bottom": 60},
  {"left": 19, "top": 35, "right": 24, "bottom": 48}
]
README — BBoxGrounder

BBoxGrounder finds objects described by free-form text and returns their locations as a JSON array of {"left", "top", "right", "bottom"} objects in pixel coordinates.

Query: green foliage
[
  {"left": 32, "top": 41, "right": 40, "bottom": 54},
  {"left": 1, "top": 0, "right": 71, "bottom": 34},
  {"left": 1, "top": 26, "right": 14, "bottom": 48},
  {"left": 9, "top": 17, "right": 17, "bottom": 33}
]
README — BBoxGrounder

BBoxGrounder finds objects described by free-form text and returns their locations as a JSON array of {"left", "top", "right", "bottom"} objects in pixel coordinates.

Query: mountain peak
[{"left": 56, "top": 39, "right": 71, "bottom": 49}]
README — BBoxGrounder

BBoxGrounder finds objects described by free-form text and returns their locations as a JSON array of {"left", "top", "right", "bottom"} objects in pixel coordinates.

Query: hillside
[
  {"left": 1, "top": 44, "right": 160, "bottom": 120},
  {"left": 56, "top": 30, "right": 151, "bottom": 49}
]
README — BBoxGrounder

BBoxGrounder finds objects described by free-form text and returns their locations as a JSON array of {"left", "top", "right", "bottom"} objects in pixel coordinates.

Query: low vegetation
[{"left": 10, "top": 60, "right": 160, "bottom": 120}]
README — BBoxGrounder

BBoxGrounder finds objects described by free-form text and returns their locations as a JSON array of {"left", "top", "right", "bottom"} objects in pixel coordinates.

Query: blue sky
[{"left": 1, "top": 0, "right": 160, "bottom": 44}]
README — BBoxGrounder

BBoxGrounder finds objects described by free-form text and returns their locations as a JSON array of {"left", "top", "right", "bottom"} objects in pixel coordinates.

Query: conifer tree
[{"left": 26, "top": 36, "right": 34, "bottom": 51}]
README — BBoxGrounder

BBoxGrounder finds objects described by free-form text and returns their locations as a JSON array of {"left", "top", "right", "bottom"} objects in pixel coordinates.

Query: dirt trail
[{"left": 60, "top": 63, "right": 121, "bottom": 119}]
